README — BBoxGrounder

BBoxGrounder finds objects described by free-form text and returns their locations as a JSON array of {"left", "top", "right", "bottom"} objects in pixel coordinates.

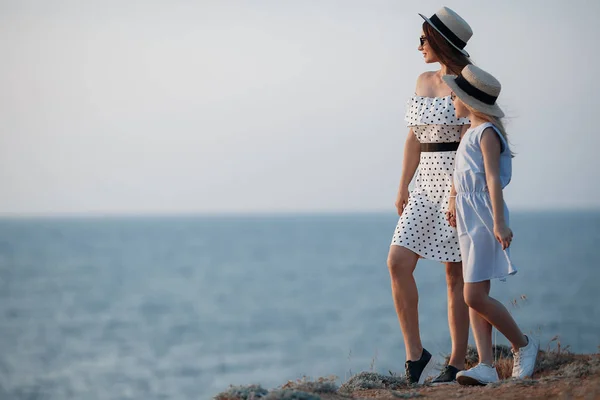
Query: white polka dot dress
[{"left": 391, "top": 95, "right": 470, "bottom": 262}]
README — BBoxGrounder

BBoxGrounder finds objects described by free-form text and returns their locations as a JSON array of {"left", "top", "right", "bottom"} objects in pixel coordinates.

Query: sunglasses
[
  {"left": 450, "top": 92, "right": 456, "bottom": 101},
  {"left": 419, "top": 36, "right": 427, "bottom": 46}
]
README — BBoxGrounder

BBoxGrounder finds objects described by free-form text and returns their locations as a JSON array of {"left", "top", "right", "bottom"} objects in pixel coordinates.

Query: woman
[{"left": 388, "top": 6, "right": 473, "bottom": 384}]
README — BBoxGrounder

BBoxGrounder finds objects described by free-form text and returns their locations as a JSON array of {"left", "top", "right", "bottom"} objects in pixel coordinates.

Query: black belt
[{"left": 420, "top": 142, "right": 460, "bottom": 152}]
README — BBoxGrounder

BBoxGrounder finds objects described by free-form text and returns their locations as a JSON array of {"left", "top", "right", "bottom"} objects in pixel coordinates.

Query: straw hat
[
  {"left": 419, "top": 7, "right": 473, "bottom": 57},
  {"left": 442, "top": 65, "right": 504, "bottom": 117}
]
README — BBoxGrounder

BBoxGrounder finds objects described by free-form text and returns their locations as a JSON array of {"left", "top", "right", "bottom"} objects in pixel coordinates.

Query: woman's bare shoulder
[{"left": 414, "top": 71, "right": 441, "bottom": 97}]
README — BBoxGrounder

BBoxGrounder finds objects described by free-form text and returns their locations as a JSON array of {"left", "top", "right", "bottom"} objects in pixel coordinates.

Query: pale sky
[{"left": 0, "top": 0, "right": 598, "bottom": 215}]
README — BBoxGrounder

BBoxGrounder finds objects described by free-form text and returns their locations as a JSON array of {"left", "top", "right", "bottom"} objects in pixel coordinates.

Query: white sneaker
[
  {"left": 456, "top": 363, "right": 499, "bottom": 386},
  {"left": 512, "top": 334, "right": 540, "bottom": 379}
]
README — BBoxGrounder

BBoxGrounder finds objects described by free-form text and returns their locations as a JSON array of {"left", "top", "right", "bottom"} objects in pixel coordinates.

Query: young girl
[{"left": 442, "top": 65, "right": 539, "bottom": 385}]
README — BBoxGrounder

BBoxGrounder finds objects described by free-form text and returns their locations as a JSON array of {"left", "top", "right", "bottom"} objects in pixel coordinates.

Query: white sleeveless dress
[
  {"left": 391, "top": 95, "right": 469, "bottom": 263},
  {"left": 454, "top": 122, "right": 517, "bottom": 282}
]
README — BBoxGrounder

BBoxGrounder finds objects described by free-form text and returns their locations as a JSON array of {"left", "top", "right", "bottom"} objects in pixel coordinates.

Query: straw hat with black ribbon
[
  {"left": 419, "top": 7, "right": 473, "bottom": 57},
  {"left": 442, "top": 64, "right": 505, "bottom": 118}
]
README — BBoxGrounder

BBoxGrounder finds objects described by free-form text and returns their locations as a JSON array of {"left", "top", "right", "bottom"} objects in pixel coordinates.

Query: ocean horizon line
[{"left": 0, "top": 207, "right": 599, "bottom": 220}]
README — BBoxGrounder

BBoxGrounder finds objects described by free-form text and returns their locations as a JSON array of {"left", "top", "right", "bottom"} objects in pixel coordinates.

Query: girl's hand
[
  {"left": 494, "top": 223, "right": 513, "bottom": 250},
  {"left": 395, "top": 187, "right": 410, "bottom": 216},
  {"left": 445, "top": 197, "right": 457, "bottom": 228}
]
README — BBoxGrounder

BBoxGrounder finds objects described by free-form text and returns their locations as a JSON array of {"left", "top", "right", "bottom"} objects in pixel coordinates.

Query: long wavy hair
[
  {"left": 422, "top": 22, "right": 471, "bottom": 75},
  {"left": 466, "top": 107, "right": 515, "bottom": 157}
]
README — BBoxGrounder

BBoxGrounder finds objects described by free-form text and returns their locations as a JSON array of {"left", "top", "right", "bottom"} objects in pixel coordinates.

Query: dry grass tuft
[
  {"left": 339, "top": 371, "right": 410, "bottom": 393},
  {"left": 555, "top": 354, "right": 600, "bottom": 379},
  {"left": 213, "top": 384, "right": 269, "bottom": 400},
  {"left": 280, "top": 376, "right": 338, "bottom": 394},
  {"left": 263, "top": 389, "right": 323, "bottom": 400}
]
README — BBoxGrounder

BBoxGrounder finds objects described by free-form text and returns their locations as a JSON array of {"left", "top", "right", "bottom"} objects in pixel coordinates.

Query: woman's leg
[
  {"left": 387, "top": 245, "right": 421, "bottom": 361},
  {"left": 464, "top": 281, "right": 527, "bottom": 350},
  {"left": 445, "top": 262, "right": 469, "bottom": 369}
]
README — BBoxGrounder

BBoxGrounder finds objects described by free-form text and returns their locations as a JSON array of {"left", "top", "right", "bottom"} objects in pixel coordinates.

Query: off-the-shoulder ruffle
[{"left": 404, "top": 95, "right": 470, "bottom": 127}]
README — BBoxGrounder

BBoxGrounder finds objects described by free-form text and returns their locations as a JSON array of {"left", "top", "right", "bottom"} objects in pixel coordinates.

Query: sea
[{"left": 0, "top": 211, "right": 598, "bottom": 399}]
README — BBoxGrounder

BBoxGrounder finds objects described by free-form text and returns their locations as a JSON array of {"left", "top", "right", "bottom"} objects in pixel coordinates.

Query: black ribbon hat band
[
  {"left": 429, "top": 14, "right": 466, "bottom": 50},
  {"left": 454, "top": 74, "right": 498, "bottom": 105}
]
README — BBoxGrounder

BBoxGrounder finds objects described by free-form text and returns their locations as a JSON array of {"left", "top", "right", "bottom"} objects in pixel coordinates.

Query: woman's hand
[
  {"left": 395, "top": 187, "right": 410, "bottom": 216},
  {"left": 445, "top": 197, "right": 457, "bottom": 228},
  {"left": 494, "top": 222, "right": 513, "bottom": 250}
]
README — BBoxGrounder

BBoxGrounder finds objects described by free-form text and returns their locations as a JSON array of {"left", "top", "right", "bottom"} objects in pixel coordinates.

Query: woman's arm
[
  {"left": 395, "top": 128, "right": 421, "bottom": 216},
  {"left": 396, "top": 72, "right": 437, "bottom": 215},
  {"left": 481, "top": 127, "right": 513, "bottom": 249},
  {"left": 446, "top": 124, "right": 470, "bottom": 227}
]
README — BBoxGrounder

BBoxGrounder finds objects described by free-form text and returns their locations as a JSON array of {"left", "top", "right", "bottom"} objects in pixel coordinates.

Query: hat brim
[
  {"left": 442, "top": 75, "right": 505, "bottom": 118},
  {"left": 419, "top": 13, "right": 470, "bottom": 58}
]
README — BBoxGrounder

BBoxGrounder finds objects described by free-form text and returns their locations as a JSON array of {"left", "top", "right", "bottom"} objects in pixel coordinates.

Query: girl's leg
[
  {"left": 445, "top": 262, "right": 469, "bottom": 369},
  {"left": 387, "top": 245, "right": 421, "bottom": 361},
  {"left": 467, "top": 280, "right": 493, "bottom": 365},
  {"left": 464, "top": 281, "right": 528, "bottom": 350},
  {"left": 470, "top": 308, "right": 493, "bottom": 364}
]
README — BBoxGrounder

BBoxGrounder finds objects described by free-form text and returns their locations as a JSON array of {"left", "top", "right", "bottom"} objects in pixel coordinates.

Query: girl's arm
[
  {"left": 395, "top": 128, "right": 421, "bottom": 216},
  {"left": 481, "top": 128, "right": 513, "bottom": 249}
]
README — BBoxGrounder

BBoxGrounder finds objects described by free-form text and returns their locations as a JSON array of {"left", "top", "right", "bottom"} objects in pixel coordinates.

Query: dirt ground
[
  {"left": 350, "top": 374, "right": 600, "bottom": 400},
  {"left": 214, "top": 348, "right": 600, "bottom": 400}
]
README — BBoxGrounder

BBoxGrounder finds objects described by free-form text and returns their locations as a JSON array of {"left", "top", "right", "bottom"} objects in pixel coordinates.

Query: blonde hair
[{"left": 466, "top": 106, "right": 515, "bottom": 157}]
